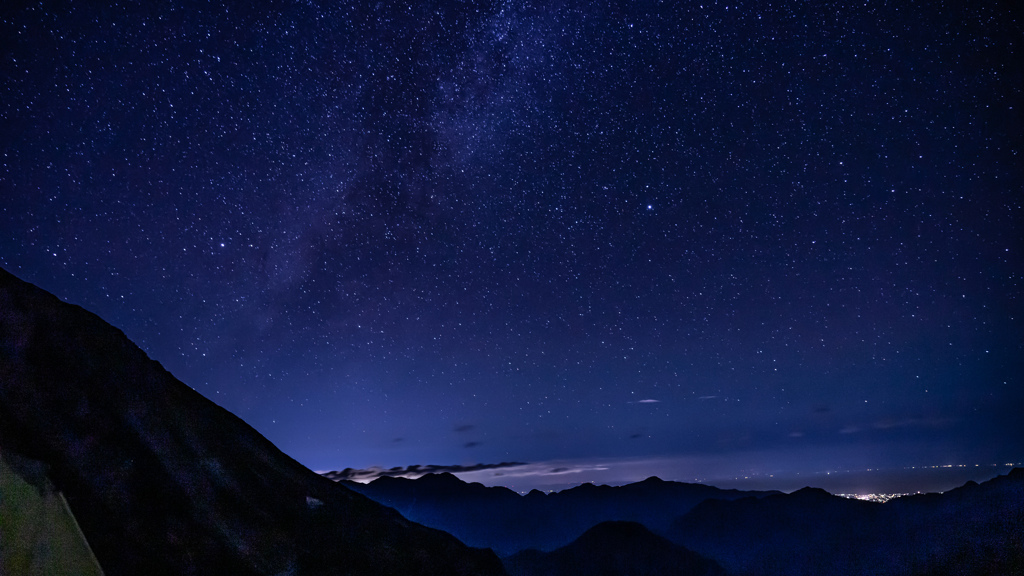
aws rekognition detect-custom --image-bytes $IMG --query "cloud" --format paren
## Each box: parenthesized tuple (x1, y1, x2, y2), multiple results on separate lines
(837, 417, 956, 436)
(474, 462, 610, 479)
(631, 399, 660, 404)
(871, 416, 956, 430)
(699, 395, 718, 400)
(320, 462, 527, 482)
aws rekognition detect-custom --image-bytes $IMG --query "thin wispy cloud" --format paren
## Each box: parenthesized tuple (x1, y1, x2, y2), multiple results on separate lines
(320, 462, 526, 482)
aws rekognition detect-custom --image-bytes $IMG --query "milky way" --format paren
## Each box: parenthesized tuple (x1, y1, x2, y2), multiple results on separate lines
(2, 0, 1021, 491)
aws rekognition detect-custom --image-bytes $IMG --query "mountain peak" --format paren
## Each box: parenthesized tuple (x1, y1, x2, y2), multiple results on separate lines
(420, 471, 464, 483)
(505, 520, 725, 576)
(577, 520, 659, 542)
(791, 486, 833, 498)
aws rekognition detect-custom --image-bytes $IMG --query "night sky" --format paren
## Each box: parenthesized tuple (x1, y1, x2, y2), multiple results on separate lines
(2, 0, 1021, 493)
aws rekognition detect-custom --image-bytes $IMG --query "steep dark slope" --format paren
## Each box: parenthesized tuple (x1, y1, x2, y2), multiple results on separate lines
(338, 472, 778, 555)
(668, 470, 1024, 576)
(669, 488, 883, 575)
(503, 521, 725, 576)
(882, 469, 1024, 575)
(0, 267, 506, 576)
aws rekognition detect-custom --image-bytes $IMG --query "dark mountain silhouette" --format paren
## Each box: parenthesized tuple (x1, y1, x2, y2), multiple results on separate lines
(0, 267, 506, 576)
(333, 463, 1023, 575)
(669, 469, 1024, 576)
(337, 472, 779, 556)
(503, 521, 725, 576)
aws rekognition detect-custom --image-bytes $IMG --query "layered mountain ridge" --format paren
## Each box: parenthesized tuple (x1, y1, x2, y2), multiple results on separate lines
(331, 465, 1024, 576)
(670, 468, 1024, 576)
(336, 471, 778, 556)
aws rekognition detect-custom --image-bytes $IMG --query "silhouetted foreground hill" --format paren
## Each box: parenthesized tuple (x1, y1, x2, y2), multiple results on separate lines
(333, 471, 778, 556)
(0, 268, 506, 576)
(504, 521, 725, 576)
(669, 470, 1024, 576)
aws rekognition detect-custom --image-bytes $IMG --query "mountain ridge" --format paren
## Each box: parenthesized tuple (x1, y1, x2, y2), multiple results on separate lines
(0, 267, 506, 576)
(335, 470, 780, 556)
(504, 521, 725, 576)
(330, 466, 1024, 575)
(669, 467, 1024, 576)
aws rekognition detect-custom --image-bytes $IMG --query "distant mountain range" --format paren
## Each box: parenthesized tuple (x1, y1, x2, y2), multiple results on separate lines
(0, 267, 504, 576)
(331, 467, 1024, 576)
(334, 471, 778, 556)
(669, 471, 1024, 576)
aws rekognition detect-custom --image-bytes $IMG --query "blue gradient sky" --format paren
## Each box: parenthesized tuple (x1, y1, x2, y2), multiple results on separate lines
(2, 0, 1021, 493)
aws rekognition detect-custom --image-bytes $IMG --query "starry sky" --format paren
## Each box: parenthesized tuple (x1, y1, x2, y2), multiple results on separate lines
(2, 0, 1022, 493)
